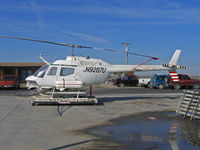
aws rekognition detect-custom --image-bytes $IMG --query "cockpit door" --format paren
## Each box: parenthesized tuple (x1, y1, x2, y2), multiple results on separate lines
(41, 66, 59, 87)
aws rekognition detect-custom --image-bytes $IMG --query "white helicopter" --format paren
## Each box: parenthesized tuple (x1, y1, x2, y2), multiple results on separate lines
(0, 36, 186, 96)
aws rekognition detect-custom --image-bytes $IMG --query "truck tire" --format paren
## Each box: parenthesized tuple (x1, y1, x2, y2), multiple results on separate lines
(145, 82, 150, 88)
(120, 83, 124, 87)
(158, 84, 164, 89)
(193, 83, 199, 89)
(148, 83, 153, 88)
(174, 84, 181, 90)
(15, 84, 20, 90)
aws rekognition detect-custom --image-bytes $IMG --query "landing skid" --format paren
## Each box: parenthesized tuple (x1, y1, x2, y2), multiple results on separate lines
(30, 87, 98, 105)
(30, 97, 98, 106)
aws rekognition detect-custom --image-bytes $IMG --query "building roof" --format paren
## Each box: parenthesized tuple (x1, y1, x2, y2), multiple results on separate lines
(0, 62, 45, 67)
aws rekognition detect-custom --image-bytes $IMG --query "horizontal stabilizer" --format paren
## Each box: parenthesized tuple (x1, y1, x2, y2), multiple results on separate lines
(161, 63, 187, 70)
(176, 65, 187, 70)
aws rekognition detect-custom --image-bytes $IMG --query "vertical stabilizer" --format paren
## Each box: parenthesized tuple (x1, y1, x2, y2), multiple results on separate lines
(169, 50, 181, 66)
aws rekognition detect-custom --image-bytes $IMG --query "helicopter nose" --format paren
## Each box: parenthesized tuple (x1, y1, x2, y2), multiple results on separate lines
(25, 75, 35, 81)
(25, 75, 38, 89)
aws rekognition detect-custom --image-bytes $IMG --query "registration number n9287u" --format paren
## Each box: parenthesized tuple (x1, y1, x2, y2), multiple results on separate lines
(83, 67, 106, 73)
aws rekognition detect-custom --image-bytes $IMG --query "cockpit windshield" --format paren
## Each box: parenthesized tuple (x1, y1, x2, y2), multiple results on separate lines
(33, 65, 49, 78)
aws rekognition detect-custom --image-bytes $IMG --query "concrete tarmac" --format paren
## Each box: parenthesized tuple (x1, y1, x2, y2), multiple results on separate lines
(0, 86, 182, 150)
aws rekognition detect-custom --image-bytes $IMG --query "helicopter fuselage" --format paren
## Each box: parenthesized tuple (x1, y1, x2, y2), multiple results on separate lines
(26, 56, 112, 90)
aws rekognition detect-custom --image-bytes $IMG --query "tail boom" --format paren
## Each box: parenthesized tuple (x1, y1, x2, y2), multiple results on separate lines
(107, 49, 186, 73)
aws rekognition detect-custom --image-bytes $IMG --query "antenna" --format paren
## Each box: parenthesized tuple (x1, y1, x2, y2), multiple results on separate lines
(39, 54, 50, 65)
(122, 42, 131, 64)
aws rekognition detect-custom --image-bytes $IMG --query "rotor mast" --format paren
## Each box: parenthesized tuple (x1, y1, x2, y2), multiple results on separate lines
(72, 47, 74, 56)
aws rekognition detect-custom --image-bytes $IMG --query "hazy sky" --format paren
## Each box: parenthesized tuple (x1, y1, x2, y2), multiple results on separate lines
(0, 0, 199, 75)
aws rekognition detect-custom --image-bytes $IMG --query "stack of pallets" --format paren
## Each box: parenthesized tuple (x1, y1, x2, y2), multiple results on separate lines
(176, 90, 200, 120)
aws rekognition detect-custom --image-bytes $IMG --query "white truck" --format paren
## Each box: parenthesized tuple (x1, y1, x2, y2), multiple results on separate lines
(138, 78, 151, 88)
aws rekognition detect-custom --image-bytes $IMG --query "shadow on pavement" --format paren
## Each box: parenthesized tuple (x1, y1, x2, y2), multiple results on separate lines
(48, 139, 97, 150)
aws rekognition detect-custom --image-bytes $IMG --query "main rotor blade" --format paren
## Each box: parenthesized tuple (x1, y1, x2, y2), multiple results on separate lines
(0, 36, 158, 59)
(91, 47, 159, 60)
(0, 36, 80, 47)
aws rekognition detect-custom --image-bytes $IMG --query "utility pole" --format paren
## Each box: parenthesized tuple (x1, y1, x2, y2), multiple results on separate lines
(122, 42, 131, 64)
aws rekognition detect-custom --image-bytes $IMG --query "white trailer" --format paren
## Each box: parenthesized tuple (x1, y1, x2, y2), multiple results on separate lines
(138, 78, 151, 87)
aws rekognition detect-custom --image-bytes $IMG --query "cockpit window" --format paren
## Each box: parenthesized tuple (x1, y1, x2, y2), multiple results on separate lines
(33, 65, 49, 78)
(60, 67, 74, 76)
(47, 67, 57, 76)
